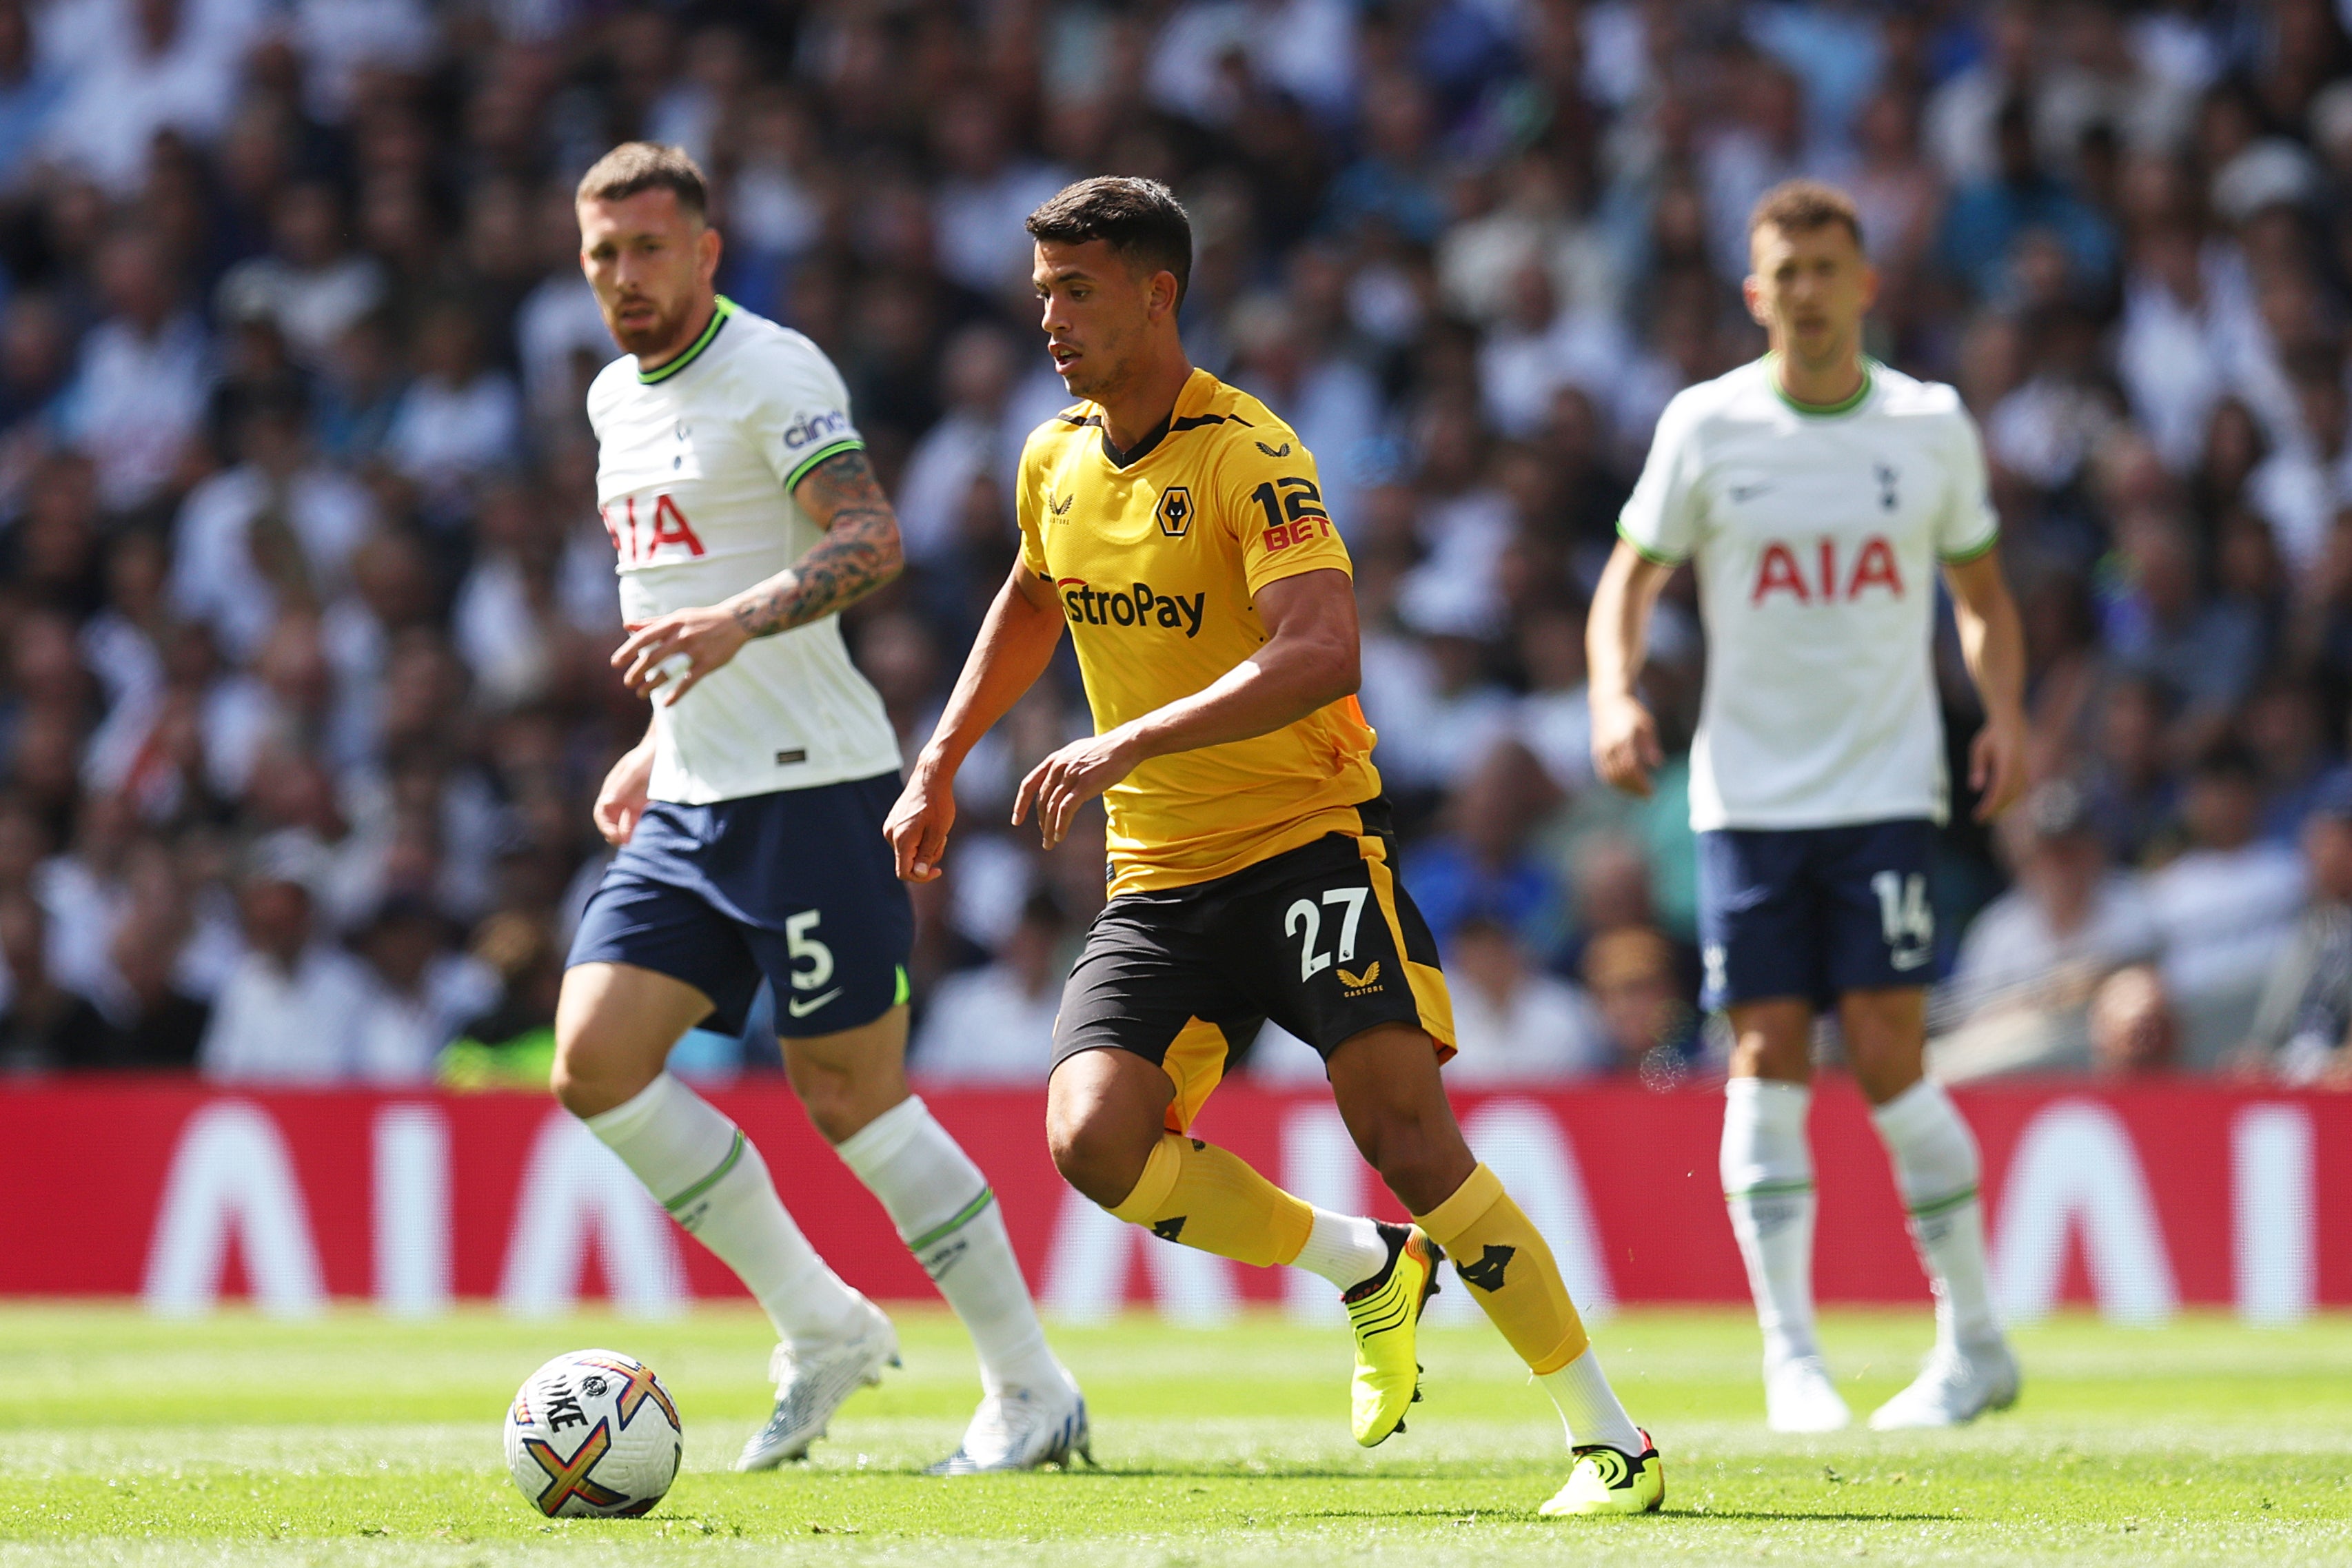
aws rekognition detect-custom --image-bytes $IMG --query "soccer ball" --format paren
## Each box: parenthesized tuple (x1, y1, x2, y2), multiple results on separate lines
(505, 1349, 682, 1518)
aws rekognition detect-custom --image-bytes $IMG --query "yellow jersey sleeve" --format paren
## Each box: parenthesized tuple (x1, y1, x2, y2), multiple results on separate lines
(1015, 427, 1053, 580)
(1218, 431, 1352, 598)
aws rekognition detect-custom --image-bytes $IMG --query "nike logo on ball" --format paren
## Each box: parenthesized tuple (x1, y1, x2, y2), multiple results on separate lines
(787, 988, 844, 1017)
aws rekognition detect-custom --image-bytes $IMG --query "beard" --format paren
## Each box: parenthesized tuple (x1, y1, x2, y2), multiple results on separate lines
(605, 292, 697, 358)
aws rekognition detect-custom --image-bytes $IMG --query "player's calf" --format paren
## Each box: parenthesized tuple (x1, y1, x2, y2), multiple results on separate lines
(1326, 1025, 1479, 1214)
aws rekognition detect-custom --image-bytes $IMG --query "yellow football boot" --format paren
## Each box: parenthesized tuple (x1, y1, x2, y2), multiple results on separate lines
(1539, 1429, 1665, 1516)
(1344, 1223, 1442, 1446)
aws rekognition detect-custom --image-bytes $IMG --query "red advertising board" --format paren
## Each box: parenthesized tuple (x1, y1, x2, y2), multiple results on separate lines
(0, 1078, 2341, 1323)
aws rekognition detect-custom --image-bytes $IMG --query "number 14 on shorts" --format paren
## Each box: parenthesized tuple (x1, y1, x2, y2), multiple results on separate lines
(1870, 871, 1934, 972)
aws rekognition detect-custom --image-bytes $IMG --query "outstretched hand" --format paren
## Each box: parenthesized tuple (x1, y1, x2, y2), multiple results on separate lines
(1969, 713, 2028, 822)
(1013, 731, 1139, 851)
(1590, 692, 1665, 800)
(611, 605, 751, 704)
(886, 764, 957, 882)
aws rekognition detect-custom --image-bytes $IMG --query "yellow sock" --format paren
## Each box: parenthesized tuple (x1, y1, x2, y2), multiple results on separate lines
(1414, 1163, 1590, 1374)
(1107, 1133, 1314, 1268)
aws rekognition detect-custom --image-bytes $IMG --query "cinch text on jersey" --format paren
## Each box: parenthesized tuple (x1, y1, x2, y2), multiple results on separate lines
(1752, 534, 1905, 605)
(1055, 578, 1206, 637)
(601, 492, 707, 564)
(782, 407, 851, 451)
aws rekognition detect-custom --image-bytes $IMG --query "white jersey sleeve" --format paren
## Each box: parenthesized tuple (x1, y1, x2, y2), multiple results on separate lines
(733, 329, 866, 495)
(1932, 398, 2000, 562)
(1615, 387, 1709, 564)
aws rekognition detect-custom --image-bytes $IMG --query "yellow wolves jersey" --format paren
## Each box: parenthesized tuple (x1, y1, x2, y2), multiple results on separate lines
(1017, 367, 1381, 896)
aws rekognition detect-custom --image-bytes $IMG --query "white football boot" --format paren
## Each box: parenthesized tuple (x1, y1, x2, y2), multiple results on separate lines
(926, 1374, 1092, 1475)
(734, 1294, 901, 1470)
(1764, 1353, 1852, 1433)
(1867, 1337, 2020, 1430)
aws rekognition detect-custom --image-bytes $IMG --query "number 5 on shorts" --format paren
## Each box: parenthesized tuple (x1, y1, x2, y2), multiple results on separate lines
(784, 909, 835, 990)
(1284, 886, 1370, 982)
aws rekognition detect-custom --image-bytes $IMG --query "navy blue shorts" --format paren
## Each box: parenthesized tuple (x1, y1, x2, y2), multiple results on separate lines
(567, 773, 912, 1039)
(1694, 817, 1937, 1012)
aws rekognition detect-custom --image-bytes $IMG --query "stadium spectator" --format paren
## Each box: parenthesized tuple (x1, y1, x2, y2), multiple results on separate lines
(385, 302, 520, 516)
(216, 182, 389, 371)
(169, 394, 372, 666)
(1936, 96, 2117, 303)
(0, 885, 113, 1070)
(2146, 746, 2310, 1060)
(54, 228, 210, 513)
(1949, 781, 2161, 1015)
(1439, 914, 1609, 1083)
(2233, 770, 2352, 1085)
(351, 895, 496, 1083)
(105, 899, 210, 1068)
(1581, 924, 1701, 1084)
(436, 910, 563, 1090)
(894, 325, 1029, 571)
(39, 0, 250, 195)
(197, 835, 374, 1082)
(1514, 602, 1594, 795)
(1934, 781, 2160, 1081)
(911, 892, 1066, 1083)
(1402, 738, 1568, 962)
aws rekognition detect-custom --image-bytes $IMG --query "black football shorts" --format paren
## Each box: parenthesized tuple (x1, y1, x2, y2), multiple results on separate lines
(1051, 800, 1456, 1131)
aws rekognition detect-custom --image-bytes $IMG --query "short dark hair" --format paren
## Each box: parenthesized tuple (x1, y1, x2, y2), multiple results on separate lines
(1025, 176, 1193, 307)
(1748, 179, 1864, 250)
(576, 142, 709, 222)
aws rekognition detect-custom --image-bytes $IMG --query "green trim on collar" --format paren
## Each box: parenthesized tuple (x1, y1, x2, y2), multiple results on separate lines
(1766, 353, 1874, 418)
(637, 295, 736, 385)
(1615, 518, 1686, 568)
(782, 436, 865, 494)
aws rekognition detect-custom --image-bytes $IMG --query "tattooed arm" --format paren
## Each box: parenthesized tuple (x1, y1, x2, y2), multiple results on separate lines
(732, 447, 904, 636)
(611, 447, 905, 702)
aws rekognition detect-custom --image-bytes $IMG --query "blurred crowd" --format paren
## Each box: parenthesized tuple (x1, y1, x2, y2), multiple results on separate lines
(1, 0, 2351, 1089)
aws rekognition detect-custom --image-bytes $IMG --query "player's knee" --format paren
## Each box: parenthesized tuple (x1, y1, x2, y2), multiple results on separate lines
(1047, 1110, 1151, 1210)
(549, 1054, 601, 1118)
(549, 1035, 642, 1120)
(1727, 1033, 1809, 1081)
(795, 1077, 875, 1145)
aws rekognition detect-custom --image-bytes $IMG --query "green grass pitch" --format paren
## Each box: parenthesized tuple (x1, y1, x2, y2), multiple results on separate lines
(5, 1303, 2349, 1567)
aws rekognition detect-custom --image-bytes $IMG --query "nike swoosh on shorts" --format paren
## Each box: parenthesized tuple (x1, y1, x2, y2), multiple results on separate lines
(787, 988, 844, 1017)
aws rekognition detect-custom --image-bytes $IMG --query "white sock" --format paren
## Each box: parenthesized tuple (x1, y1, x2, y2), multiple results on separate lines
(583, 1072, 865, 1351)
(832, 1094, 1063, 1398)
(1539, 1348, 1644, 1454)
(1292, 1209, 1392, 1291)
(1721, 1076, 1821, 1366)
(1872, 1077, 2000, 1350)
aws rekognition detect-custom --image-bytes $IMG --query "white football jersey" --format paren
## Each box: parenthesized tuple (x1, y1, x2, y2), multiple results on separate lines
(586, 298, 901, 804)
(1617, 356, 1998, 832)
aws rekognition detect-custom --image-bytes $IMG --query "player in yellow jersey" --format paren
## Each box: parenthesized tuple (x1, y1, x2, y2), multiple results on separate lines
(885, 176, 1662, 1517)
